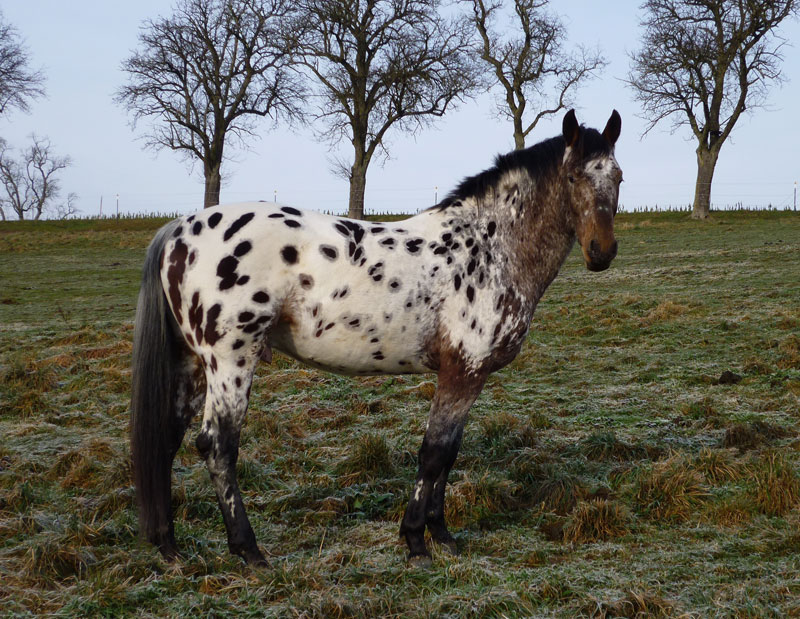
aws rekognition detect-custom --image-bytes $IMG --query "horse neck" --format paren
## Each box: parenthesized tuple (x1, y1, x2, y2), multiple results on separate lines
(498, 170, 575, 306)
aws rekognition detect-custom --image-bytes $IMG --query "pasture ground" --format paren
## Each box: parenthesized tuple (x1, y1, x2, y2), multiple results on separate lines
(0, 211, 799, 617)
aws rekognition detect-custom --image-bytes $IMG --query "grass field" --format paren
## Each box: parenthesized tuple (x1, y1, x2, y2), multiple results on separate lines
(1, 211, 799, 617)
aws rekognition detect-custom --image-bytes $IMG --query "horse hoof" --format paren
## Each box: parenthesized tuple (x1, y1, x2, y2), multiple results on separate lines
(438, 540, 459, 556)
(407, 554, 433, 569)
(240, 547, 269, 568)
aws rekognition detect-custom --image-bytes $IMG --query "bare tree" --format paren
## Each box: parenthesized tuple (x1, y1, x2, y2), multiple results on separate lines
(289, 0, 479, 220)
(467, 0, 606, 150)
(0, 136, 72, 220)
(115, 0, 301, 208)
(0, 10, 45, 116)
(627, 0, 798, 219)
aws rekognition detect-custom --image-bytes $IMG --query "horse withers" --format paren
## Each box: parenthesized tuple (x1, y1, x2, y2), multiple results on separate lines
(130, 109, 623, 566)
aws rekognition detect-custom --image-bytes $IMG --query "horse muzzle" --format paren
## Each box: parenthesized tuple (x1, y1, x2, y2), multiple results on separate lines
(584, 238, 618, 272)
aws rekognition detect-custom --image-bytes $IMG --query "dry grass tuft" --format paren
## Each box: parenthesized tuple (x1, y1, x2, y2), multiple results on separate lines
(415, 381, 436, 400)
(705, 492, 754, 527)
(563, 498, 631, 543)
(722, 420, 792, 452)
(633, 454, 709, 522)
(750, 450, 800, 516)
(445, 471, 519, 528)
(640, 300, 690, 326)
(579, 431, 650, 462)
(777, 334, 800, 369)
(586, 590, 675, 618)
(694, 447, 744, 484)
(336, 433, 395, 486)
(511, 457, 587, 515)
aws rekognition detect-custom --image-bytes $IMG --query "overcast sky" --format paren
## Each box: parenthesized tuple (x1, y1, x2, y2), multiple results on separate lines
(2, 1, 799, 217)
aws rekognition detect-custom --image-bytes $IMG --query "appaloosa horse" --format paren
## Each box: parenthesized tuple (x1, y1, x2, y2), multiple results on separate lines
(131, 109, 622, 566)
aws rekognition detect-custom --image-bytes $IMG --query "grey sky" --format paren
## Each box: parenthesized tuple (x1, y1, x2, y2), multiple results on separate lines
(1, 0, 798, 217)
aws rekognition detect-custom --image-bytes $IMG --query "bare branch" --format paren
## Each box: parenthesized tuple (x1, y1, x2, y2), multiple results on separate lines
(466, 0, 607, 149)
(0, 10, 45, 116)
(115, 0, 303, 207)
(287, 0, 481, 218)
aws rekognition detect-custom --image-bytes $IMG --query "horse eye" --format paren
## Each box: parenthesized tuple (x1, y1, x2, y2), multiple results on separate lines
(568, 175, 575, 183)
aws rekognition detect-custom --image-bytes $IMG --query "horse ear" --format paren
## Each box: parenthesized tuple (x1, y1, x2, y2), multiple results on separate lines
(602, 110, 621, 146)
(562, 109, 580, 148)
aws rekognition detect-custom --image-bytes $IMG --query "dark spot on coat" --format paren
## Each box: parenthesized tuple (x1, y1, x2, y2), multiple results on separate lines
(253, 291, 269, 304)
(269, 212, 284, 219)
(433, 246, 448, 255)
(216, 255, 239, 290)
(208, 212, 222, 228)
(167, 239, 189, 324)
(239, 312, 255, 323)
(192, 221, 203, 235)
(370, 226, 385, 234)
(284, 219, 301, 228)
(320, 245, 338, 261)
(405, 238, 423, 254)
(236, 275, 250, 286)
(281, 206, 302, 216)
(466, 286, 475, 303)
(299, 274, 314, 289)
(173, 226, 183, 238)
(281, 245, 298, 265)
(234, 241, 252, 257)
(224, 212, 255, 242)
(487, 221, 497, 237)
(454, 274, 461, 291)
(379, 237, 396, 249)
(232, 339, 245, 350)
(204, 304, 223, 345)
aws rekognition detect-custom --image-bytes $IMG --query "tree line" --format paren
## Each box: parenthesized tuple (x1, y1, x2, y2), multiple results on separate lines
(1, 1, 797, 221)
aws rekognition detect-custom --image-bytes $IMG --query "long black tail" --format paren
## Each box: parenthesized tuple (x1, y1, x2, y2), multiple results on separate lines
(130, 220, 182, 557)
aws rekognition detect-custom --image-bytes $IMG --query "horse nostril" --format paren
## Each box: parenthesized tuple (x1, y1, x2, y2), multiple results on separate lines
(589, 239, 599, 254)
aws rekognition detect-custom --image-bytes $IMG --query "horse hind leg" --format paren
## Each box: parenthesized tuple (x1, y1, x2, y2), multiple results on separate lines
(195, 352, 266, 566)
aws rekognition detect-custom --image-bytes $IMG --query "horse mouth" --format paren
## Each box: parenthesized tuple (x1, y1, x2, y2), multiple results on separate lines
(586, 260, 611, 272)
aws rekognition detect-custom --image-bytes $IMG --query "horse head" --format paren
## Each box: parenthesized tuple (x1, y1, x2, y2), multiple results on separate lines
(562, 109, 622, 272)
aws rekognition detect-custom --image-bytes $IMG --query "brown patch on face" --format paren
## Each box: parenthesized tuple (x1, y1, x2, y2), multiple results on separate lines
(166, 239, 188, 325)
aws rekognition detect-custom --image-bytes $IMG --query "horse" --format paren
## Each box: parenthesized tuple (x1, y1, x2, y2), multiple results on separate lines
(130, 109, 622, 567)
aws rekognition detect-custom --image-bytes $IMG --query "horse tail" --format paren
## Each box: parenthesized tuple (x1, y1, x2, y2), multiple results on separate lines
(130, 219, 182, 555)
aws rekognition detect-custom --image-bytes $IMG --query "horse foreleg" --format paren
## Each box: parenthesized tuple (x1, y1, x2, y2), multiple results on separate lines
(195, 365, 266, 566)
(400, 367, 486, 564)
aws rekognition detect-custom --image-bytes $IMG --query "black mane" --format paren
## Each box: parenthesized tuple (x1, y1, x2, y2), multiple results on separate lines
(431, 127, 611, 211)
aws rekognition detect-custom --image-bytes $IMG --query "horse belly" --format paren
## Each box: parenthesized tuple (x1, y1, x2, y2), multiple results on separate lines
(270, 309, 433, 376)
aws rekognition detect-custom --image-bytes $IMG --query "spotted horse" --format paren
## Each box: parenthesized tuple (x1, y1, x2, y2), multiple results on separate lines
(130, 109, 623, 567)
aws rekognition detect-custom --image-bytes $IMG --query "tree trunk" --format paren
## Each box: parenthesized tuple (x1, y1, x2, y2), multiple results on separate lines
(692, 145, 719, 219)
(513, 110, 525, 150)
(204, 162, 222, 208)
(348, 160, 367, 220)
